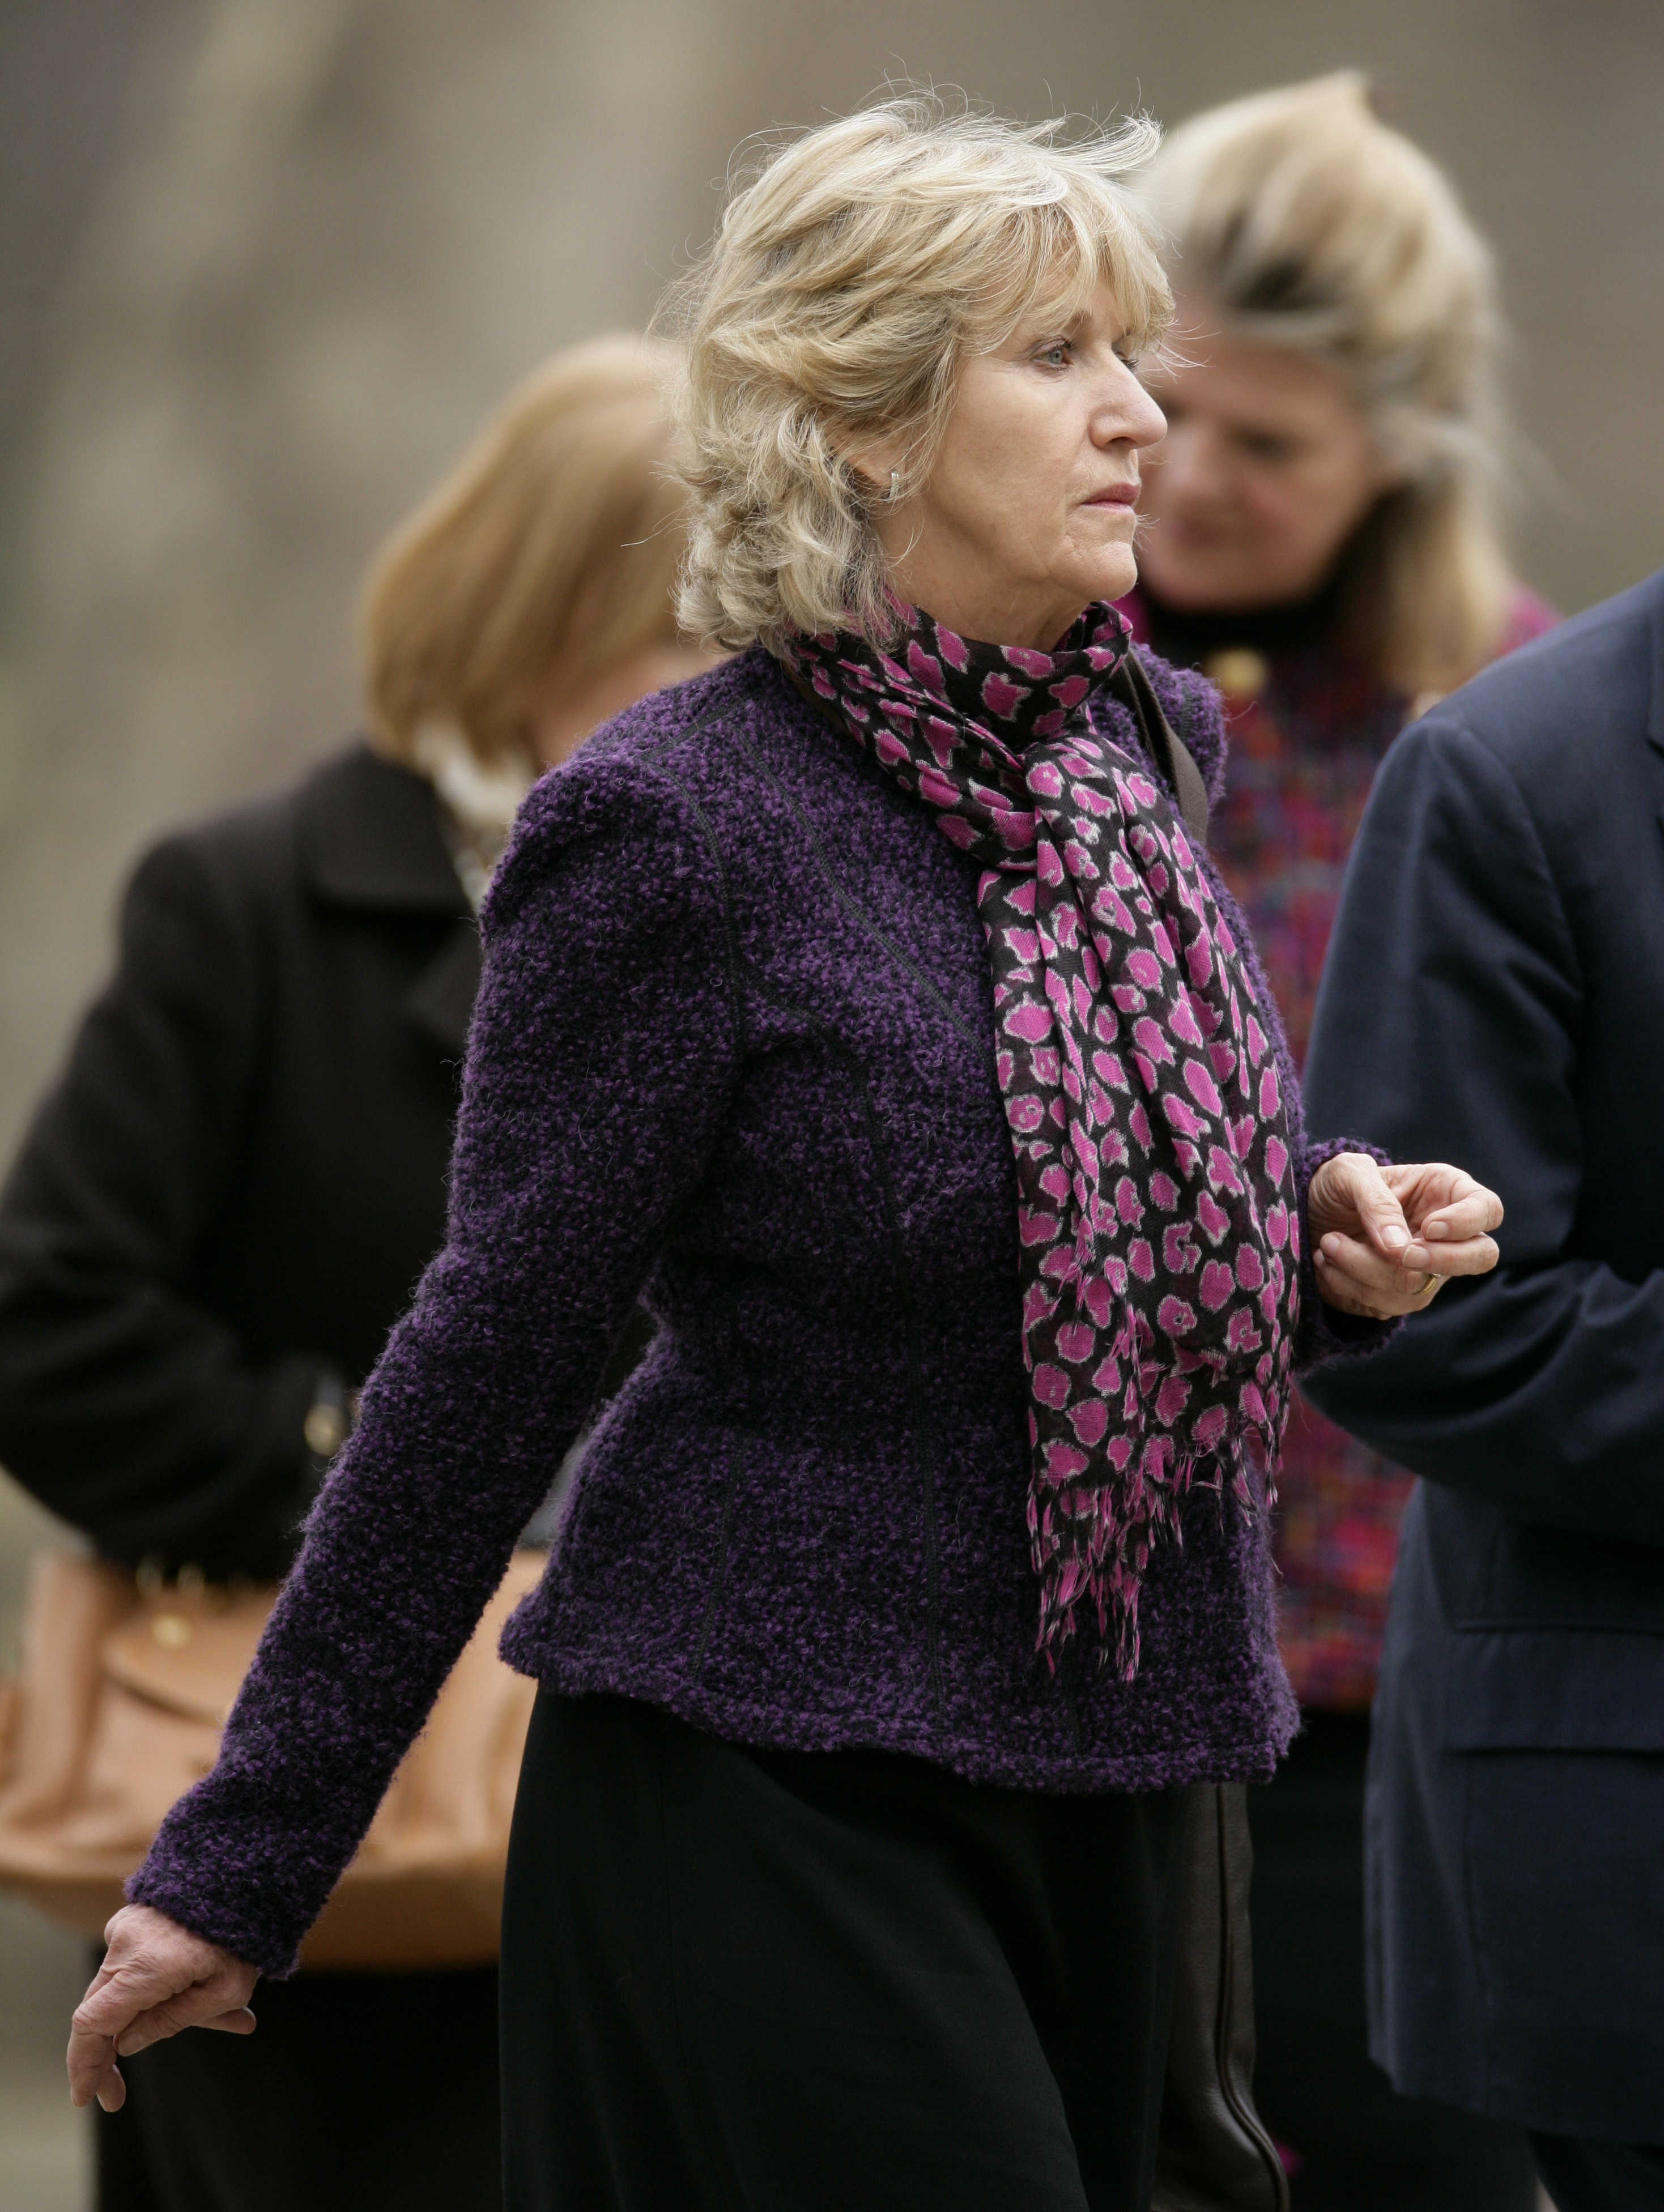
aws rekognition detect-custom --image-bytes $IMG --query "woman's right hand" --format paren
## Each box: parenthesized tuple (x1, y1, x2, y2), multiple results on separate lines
(1308, 1152, 1503, 1319)
(68, 1903, 259, 2112)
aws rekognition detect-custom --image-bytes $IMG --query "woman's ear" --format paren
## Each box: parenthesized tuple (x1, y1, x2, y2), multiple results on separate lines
(844, 433, 907, 499)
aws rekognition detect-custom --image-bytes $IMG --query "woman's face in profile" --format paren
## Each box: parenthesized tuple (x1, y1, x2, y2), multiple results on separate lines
(1134, 301, 1397, 616)
(863, 276, 1167, 651)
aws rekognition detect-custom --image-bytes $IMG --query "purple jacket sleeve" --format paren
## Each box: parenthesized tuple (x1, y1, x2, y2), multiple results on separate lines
(126, 752, 739, 1975)
(1295, 1135, 1403, 1368)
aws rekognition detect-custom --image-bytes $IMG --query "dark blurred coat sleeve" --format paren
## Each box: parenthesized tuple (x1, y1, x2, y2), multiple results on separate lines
(0, 835, 328, 1575)
(1299, 706, 1664, 1548)
(1297, 576, 1664, 2138)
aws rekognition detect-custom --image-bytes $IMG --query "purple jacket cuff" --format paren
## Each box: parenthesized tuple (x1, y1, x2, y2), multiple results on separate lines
(1293, 1136, 1403, 1370)
(126, 1857, 295, 1980)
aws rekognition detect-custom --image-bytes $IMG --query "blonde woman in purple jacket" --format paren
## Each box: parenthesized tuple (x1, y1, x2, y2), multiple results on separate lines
(67, 98, 1501, 2212)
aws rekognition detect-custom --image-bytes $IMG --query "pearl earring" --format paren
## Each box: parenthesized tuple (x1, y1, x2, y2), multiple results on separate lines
(884, 468, 901, 503)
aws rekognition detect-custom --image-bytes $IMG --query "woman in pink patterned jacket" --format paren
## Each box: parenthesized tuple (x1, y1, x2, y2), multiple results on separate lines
(1118, 73, 1556, 2212)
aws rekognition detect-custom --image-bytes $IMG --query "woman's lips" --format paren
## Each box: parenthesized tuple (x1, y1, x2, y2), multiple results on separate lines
(1085, 482, 1139, 506)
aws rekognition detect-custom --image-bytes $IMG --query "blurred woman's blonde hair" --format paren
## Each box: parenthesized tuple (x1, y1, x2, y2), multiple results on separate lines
(360, 335, 686, 765)
(1146, 72, 1515, 693)
(661, 93, 1173, 654)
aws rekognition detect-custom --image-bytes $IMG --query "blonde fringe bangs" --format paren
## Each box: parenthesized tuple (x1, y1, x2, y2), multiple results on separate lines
(658, 95, 1173, 655)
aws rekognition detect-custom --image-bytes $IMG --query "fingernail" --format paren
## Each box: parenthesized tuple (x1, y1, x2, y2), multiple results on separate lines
(1403, 1245, 1428, 1269)
(1382, 1226, 1408, 1250)
(1423, 1219, 1449, 1239)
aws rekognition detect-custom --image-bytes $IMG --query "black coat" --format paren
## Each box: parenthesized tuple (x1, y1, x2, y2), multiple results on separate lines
(0, 744, 510, 2212)
(0, 743, 480, 1577)
(1301, 569, 1664, 2141)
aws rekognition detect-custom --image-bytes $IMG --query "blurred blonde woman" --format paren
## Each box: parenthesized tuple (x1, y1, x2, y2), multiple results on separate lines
(0, 334, 704, 2212)
(369, 334, 709, 892)
(1119, 74, 1551, 2212)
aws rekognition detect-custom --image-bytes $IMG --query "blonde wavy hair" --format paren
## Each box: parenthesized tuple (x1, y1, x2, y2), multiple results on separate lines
(1145, 73, 1517, 692)
(360, 335, 686, 766)
(660, 95, 1173, 655)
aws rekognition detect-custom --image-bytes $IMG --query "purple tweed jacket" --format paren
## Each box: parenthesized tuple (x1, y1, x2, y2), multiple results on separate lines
(131, 645, 1382, 1976)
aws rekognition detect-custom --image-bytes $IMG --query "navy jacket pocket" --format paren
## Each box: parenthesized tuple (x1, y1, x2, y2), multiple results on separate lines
(1442, 1626, 1664, 1750)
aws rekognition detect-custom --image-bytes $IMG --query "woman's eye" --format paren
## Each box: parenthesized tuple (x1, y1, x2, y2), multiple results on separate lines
(1237, 431, 1301, 464)
(1036, 343, 1071, 368)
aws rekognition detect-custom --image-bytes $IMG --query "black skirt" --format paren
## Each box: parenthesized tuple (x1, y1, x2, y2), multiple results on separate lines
(500, 1693, 1181, 2212)
(95, 1962, 501, 2211)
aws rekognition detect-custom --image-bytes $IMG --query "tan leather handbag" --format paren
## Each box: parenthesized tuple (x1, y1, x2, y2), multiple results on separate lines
(0, 1547, 543, 1968)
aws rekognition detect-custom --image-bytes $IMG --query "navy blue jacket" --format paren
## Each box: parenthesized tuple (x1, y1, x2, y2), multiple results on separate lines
(1301, 568, 1664, 2139)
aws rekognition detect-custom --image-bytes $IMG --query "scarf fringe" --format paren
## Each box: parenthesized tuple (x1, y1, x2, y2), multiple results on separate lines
(1028, 1305, 1283, 1682)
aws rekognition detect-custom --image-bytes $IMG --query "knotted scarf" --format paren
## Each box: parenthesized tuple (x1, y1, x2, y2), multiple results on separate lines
(781, 603, 1301, 1673)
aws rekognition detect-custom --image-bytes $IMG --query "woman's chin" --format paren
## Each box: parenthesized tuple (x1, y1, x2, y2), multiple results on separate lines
(1092, 547, 1141, 607)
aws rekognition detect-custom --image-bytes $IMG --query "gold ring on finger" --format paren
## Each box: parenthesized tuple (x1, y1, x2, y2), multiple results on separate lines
(1415, 1271, 1439, 1297)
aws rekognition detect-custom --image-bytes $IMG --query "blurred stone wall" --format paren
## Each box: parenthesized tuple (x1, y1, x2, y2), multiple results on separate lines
(0, 2, 1659, 2199)
(3, 0, 1661, 1173)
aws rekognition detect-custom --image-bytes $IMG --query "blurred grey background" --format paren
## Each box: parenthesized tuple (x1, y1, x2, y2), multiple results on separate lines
(1, 1, 1659, 2202)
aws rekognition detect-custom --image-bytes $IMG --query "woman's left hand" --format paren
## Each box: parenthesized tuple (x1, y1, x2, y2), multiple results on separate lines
(1306, 1152, 1503, 1321)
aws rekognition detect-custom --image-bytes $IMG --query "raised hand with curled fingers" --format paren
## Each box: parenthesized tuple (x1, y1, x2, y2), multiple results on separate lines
(68, 1903, 259, 2115)
(1307, 1151, 1504, 1321)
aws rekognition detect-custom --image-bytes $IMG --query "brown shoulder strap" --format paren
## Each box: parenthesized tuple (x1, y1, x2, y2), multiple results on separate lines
(1107, 651, 1211, 846)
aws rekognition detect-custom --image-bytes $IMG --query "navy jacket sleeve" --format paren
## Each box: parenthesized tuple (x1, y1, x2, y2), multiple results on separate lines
(0, 840, 328, 1574)
(1300, 710, 1664, 1548)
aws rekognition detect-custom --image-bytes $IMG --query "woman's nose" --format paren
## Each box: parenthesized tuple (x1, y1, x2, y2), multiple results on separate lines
(1090, 359, 1167, 455)
(1093, 378, 1168, 455)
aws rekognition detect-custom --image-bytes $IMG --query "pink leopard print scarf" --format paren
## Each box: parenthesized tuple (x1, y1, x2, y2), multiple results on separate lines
(782, 602, 1301, 1673)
